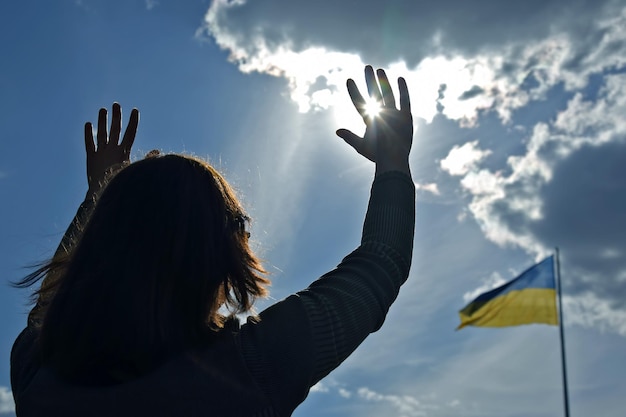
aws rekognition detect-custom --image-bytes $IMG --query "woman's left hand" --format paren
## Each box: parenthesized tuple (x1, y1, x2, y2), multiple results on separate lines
(336, 66, 413, 176)
(84, 102, 139, 197)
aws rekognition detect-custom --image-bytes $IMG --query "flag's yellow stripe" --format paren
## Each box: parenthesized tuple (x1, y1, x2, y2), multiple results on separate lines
(457, 288, 557, 329)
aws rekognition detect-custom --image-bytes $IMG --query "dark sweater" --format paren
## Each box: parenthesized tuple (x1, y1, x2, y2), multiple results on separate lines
(11, 171, 415, 417)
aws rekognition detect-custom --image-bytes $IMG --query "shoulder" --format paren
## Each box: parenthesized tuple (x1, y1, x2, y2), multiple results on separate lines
(11, 326, 41, 400)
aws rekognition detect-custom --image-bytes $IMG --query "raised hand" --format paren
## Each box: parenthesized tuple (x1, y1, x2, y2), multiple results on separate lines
(336, 66, 413, 176)
(84, 103, 139, 196)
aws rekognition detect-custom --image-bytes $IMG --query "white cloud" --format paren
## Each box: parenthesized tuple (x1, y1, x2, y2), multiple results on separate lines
(145, 0, 158, 10)
(200, 0, 626, 126)
(310, 381, 329, 393)
(338, 388, 351, 399)
(415, 182, 440, 195)
(456, 72, 626, 248)
(564, 293, 626, 336)
(462, 272, 506, 303)
(440, 140, 491, 176)
(356, 387, 428, 417)
(450, 72, 626, 334)
(0, 387, 14, 414)
(307, 379, 458, 415)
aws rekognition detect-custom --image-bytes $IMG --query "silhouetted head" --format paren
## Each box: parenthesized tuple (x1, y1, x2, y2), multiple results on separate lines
(33, 154, 269, 383)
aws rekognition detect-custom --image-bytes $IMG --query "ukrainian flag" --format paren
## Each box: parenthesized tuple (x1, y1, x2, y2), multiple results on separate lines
(458, 256, 558, 329)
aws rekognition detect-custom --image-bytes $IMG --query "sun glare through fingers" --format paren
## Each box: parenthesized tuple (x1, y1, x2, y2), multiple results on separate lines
(364, 99, 382, 118)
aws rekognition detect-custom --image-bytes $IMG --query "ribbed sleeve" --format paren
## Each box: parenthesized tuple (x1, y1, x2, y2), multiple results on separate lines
(238, 171, 415, 414)
(362, 171, 415, 276)
(299, 171, 415, 383)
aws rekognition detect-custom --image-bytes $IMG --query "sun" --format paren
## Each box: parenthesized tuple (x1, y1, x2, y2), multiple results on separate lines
(332, 94, 382, 133)
(364, 99, 382, 118)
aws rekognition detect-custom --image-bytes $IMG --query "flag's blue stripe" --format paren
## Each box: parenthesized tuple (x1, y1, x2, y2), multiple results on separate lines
(470, 256, 555, 306)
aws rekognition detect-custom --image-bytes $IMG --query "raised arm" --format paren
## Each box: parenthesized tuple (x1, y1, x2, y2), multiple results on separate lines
(54, 103, 139, 258)
(27, 104, 139, 325)
(303, 65, 414, 377)
(237, 66, 415, 415)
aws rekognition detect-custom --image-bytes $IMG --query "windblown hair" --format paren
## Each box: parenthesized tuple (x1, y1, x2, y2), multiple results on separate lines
(17, 154, 269, 384)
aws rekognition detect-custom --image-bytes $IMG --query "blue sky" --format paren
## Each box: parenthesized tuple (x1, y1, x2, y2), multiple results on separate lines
(2, 0, 626, 415)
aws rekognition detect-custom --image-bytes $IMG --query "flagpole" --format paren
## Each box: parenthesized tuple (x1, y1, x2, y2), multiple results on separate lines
(555, 248, 570, 417)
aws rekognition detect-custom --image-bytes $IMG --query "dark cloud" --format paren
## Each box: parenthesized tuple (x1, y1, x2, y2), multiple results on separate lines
(458, 85, 484, 101)
(531, 141, 626, 307)
(205, 0, 618, 67)
(436, 83, 446, 113)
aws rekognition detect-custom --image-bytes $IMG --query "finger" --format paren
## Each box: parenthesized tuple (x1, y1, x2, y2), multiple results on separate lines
(109, 102, 122, 146)
(97, 108, 108, 149)
(84, 122, 95, 155)
(347, 79, 367, 118)
(121, 108, 139, 153)
(336, 128, 362, 149)
(377, 69, 396, 108)
(336, 128, 373, 161)
(398, 77, 411, 113)
(365, 65, 382, 103)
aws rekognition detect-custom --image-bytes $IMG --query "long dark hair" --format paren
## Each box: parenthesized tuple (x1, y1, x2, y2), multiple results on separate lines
(17, 154, 269, 383)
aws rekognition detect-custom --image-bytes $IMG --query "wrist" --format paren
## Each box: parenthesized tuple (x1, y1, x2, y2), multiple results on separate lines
(375, 157, 411, 177)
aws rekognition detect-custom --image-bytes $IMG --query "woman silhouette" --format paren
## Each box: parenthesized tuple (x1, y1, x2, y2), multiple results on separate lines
(11, 66, 415, 417)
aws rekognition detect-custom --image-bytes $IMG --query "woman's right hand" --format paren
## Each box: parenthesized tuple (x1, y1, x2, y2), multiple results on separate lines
(336, 65, 413, 176)
(84, 103, 139, 198)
